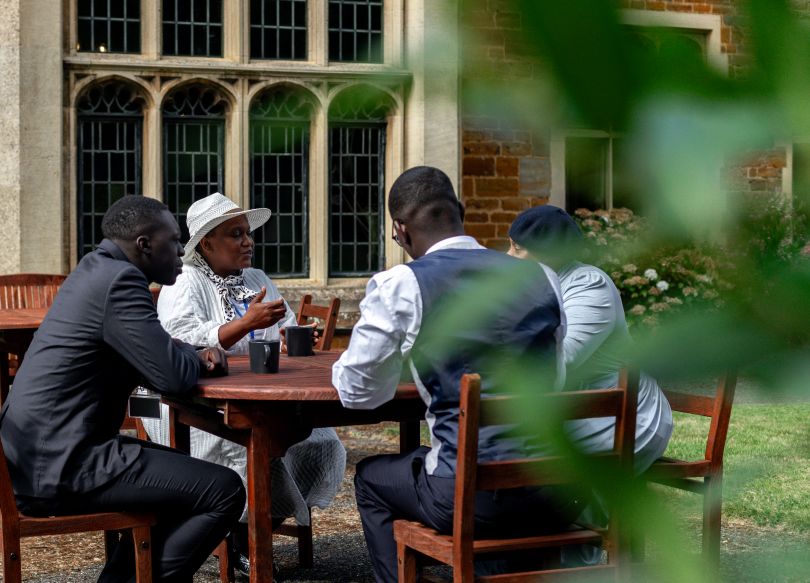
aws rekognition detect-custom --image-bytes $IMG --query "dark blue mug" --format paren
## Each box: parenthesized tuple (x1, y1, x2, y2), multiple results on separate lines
(285, 326, 314, 357)
(249, 339, 280, 373)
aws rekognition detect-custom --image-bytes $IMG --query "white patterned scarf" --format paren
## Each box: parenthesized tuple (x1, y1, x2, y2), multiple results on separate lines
(192, 254, 259, 322)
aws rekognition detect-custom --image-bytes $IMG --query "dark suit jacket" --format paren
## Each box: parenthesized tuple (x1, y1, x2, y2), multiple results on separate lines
(0, 239, 202, 499)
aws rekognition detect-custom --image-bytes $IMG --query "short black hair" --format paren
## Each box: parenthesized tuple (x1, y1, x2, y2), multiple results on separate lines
(101, 195, 170, 242)
(388, 166, 462, 225)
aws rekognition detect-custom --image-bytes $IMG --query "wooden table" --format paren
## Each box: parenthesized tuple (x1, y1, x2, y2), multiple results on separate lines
(0, 308, 48, 404)
(163, 351, 425, 583)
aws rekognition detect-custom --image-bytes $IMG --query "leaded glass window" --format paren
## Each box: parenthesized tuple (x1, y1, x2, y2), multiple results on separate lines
(328, 0, 383, 63)
(328, 90, 390, 276)
(77, 0, 141, 53)
(163, 0, 223, 57)
(77, 83, 143, 257)
(251, 0, 308, 60)
(163, 86, 226, 239)
(251, 90, 312, 277)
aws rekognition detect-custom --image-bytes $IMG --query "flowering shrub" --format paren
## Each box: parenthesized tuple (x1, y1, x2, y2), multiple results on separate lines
(573, 208, 727, 328)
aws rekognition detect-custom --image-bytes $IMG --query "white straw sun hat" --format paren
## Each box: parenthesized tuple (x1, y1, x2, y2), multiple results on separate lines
(183, 192, 271, 261)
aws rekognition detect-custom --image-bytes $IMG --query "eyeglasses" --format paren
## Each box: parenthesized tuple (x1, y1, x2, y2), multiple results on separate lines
(391, 220, 403, 246)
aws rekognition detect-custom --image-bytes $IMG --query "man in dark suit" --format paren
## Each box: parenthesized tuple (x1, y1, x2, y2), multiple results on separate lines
(0, 196, 246, 582)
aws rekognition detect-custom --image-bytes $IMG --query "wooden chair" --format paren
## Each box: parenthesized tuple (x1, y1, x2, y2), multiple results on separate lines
(0, 436, 155, 583)
(0, 274, 66, 310)
(296, 294, 341, 351)
(0, 274, 67, 404)
(641, 372, 737, 567)
(393, 372, 639, 582)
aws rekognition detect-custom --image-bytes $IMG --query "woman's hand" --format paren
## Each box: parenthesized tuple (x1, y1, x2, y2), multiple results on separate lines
(244, 287, 287, 329)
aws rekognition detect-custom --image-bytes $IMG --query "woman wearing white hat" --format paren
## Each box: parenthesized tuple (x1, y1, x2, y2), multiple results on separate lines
(142, 192, 347, 576)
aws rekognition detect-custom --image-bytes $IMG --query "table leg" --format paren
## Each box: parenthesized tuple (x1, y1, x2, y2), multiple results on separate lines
(168, 407, 191, 454)
(247, 425, 273, 583)
(399, 420, 420, 453)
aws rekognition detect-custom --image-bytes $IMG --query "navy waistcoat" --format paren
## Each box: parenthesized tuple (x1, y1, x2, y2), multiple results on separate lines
(406, 247, 560, 478)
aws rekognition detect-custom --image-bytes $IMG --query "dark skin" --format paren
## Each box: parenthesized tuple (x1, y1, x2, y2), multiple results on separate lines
(391, 202, 467, 260)
(197, 214, 290, 350)
(113, 209, 227, 376)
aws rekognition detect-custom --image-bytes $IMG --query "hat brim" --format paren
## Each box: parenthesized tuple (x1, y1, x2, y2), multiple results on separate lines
(183, 208, 272, 262)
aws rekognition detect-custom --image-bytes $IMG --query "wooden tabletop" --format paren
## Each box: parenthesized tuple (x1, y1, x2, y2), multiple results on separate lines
(196, 351, 419, 401)
(0, 308, 48, 330)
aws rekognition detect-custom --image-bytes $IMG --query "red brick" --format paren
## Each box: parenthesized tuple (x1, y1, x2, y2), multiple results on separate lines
(501, 198, 530, 211)
(463, 142, 500, 156)
(461, 177, 475, 198)
(475, 177, 520, 197)
(486, 238, 510, 251)
(465, 198, 501, 210)
(496, 223, 512, 237)
(464, 212, 490, 223)
(646, 1, 666, 10)
(491, 211, 519, 223)
(496, 157, 519, 177)
(463, 130, 491, 142)
(671, 4, 694, 12)
(466, 224, 497, 239)
(463, 156, 496, 176)
(502, 142, 532, 156)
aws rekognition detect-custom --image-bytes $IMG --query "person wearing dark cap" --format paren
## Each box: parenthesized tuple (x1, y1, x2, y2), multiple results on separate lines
(508, 205, 673, 564)
(333, 167, 583, 583)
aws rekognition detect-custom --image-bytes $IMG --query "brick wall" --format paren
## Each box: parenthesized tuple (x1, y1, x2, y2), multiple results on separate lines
(460, 0, 793, 250)
(460, 1, 549, 250)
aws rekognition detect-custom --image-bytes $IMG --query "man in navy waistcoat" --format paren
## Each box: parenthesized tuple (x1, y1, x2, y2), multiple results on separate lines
(332, 166, 581, 582)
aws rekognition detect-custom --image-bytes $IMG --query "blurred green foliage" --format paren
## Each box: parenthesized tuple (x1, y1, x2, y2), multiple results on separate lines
(431, 0, 810, 580)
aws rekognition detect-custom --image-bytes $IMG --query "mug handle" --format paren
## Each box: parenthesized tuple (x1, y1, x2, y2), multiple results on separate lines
(264, 343, 273, 365)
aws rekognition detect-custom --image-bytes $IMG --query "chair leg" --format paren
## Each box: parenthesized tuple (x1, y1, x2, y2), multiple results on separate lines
(214, 539, 234, 583)
(397, 542, 418, 583)
(703, 473, 723, 568)
(132, 526, 153, 583)
(297, 522, 314, 568)
(104, 530, 120, 560)
(1, 529, 22, 583)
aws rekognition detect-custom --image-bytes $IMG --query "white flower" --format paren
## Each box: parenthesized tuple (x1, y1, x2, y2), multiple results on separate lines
(656, 280, 669, 291)
(644, 268, 658, 280)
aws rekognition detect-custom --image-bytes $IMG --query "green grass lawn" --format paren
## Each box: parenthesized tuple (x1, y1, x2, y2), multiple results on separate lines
(653, 385, 810, 581)
(665, 403, 810, 532)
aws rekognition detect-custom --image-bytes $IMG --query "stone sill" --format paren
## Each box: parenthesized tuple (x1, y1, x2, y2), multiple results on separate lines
(63, 55, 412, 81)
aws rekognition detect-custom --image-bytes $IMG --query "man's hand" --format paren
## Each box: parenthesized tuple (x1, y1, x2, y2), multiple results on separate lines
(198, 347, 228, 377)
(245, 287, 287, 330)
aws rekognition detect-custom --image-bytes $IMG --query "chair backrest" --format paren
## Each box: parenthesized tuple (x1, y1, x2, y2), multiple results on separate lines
(661, 371, 737, 469)
(0, 274, 67, 310)
(453, 372, 639, 573)
(296, 294, 341, 351)
(0, 436, 21, 532)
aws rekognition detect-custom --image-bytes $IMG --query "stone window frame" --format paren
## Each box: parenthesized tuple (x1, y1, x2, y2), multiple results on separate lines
(64, 2, 460, 289)
(549, 10, 728, 211)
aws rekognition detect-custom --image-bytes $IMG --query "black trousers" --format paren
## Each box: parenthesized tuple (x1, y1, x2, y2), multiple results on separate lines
(18, 442, 245, 583)
(354, 446, 585, 583)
